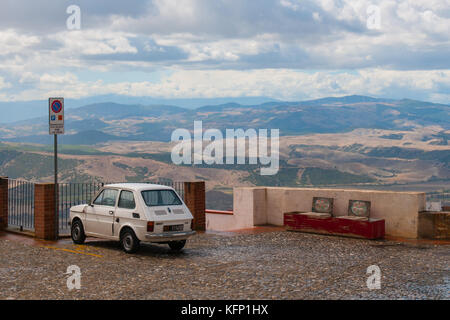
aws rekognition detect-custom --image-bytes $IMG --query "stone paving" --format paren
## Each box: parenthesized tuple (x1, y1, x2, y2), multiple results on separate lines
(0, 230, 448, 299)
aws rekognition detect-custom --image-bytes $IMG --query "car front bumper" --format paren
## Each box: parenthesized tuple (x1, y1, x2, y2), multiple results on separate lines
(144, 230, 196, 242)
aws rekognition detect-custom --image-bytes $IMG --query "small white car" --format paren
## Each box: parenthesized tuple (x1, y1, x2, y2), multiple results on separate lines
(69, 183, 195, 253)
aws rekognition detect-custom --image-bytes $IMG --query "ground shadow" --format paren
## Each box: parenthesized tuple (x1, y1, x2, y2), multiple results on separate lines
(83, 239, 192, 258)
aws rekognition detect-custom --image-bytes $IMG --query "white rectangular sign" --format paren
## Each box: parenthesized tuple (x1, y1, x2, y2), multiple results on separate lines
(49, 97, 64, 135)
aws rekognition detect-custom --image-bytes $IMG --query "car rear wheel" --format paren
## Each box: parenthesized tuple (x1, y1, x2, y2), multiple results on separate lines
(121, 229, 140, 254)
(168, 240, 186, 251)
(71, 220, 86, 244)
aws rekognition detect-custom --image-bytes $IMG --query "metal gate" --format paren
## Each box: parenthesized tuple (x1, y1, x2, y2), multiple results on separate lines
(58, 182, 104, 234)
(8, 179, 35, 231)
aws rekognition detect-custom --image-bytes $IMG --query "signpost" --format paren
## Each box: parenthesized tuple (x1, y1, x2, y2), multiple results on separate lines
(49, 98, 64, 239)
(49, 98, 64, 134)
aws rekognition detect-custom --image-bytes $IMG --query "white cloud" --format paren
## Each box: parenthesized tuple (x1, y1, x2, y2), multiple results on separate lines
(52, 30, 138, 55)
(0, 0, 448, 103)
(4, 69, 450, 104)
(279, 0, 301, 11)
(39, 73, 79, 86)
(153, 33, 279, 62)
(0, 29, 40, 55)
(0, 76, 11, 89)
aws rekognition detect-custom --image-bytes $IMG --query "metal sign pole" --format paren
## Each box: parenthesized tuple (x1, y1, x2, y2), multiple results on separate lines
(49, 97, 64, 240)
(54, 133, 58, 239)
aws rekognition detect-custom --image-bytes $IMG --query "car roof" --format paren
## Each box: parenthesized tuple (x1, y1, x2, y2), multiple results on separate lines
(104, 183, 174, 192)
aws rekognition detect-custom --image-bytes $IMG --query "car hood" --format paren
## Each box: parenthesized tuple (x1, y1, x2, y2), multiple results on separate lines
(70, 204, 88, 213)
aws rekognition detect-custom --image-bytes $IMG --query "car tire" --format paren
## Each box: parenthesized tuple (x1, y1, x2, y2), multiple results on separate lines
(168, 240, 186, 251)
(71, 220, 86, 244)
(120, 229, 140, 254)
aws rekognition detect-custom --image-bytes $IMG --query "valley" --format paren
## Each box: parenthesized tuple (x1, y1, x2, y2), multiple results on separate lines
(0, 96, 448, 210)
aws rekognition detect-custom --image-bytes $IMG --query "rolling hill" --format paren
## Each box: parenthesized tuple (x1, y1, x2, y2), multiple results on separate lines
(0, 96, 449, 144)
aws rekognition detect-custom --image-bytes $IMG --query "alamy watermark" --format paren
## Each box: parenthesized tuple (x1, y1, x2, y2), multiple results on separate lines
(66, 265, 81, 290)
(366, 265, 381, 290)
(367, 5, 381, 30)
(65, 4, 380, 31)
(171, 121, 279, 175)
(66, 5, 81, 30)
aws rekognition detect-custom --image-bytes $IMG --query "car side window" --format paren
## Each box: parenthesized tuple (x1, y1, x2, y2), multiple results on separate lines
(118, 191, 136, 209)
(101, 189, 118, 207)
(93, 190, 105, 205)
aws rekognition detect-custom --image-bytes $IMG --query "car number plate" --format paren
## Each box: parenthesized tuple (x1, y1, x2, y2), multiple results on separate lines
(164, 224, 183, 232)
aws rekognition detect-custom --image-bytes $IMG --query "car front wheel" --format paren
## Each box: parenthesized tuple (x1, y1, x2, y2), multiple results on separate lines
(168, 240, 186, 251)
(121, 229, 140, 253)
(71, 220, 86, 244)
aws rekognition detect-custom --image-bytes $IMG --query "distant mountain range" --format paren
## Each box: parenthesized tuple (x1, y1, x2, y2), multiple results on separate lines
(0, 95, 448, 144)
(0, 95, 278, 123)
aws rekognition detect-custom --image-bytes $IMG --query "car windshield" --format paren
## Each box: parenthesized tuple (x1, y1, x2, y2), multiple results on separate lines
(141, 190, 182, 207)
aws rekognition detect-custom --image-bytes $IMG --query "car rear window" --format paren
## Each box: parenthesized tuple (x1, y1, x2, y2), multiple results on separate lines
(141, 190, 182, 207)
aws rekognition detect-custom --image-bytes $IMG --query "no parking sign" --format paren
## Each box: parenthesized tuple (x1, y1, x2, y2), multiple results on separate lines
(49, 97, 64, 134)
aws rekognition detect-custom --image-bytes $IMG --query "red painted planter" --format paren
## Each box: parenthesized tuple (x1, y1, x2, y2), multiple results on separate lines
(284, 212, 385, 240)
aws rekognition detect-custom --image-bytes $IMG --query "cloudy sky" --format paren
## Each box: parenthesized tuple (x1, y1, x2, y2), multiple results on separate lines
(0, 0, 449, 103)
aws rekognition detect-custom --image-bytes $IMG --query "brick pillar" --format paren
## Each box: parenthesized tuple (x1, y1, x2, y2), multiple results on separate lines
(184, 181, 206, 231)
(34, 183, 57, 240)
(0, 177, 8, 230)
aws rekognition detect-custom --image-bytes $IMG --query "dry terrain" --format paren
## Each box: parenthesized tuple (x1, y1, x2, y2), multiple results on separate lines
(0, 126, 448, 210)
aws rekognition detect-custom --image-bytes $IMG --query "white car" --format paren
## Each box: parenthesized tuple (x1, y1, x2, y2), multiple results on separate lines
(69, 183, 195, 253)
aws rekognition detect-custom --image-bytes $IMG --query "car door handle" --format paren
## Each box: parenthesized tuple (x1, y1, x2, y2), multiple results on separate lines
(109, 211, 114, 215)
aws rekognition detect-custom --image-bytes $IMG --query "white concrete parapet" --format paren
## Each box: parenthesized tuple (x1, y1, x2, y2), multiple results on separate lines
(207, 187, 426, 238)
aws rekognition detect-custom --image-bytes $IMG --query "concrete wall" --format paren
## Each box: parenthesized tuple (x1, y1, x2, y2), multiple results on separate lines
(207, 186, 426, 238)
(266, 187, 425, 238)
(206, 188, 266, 231)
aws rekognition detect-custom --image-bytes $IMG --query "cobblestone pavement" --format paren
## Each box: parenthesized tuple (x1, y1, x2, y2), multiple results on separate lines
(0, 230, 448, 299)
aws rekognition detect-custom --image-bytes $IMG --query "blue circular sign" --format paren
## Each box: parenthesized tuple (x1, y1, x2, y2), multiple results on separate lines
(51, 100, 62, 113)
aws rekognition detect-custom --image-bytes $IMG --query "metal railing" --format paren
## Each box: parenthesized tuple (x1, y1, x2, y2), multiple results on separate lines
(153, 181, 185, 201)
(58, 182, 104, 234)
(8, 179, 35, 231)
(426, 190, 450, 205)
